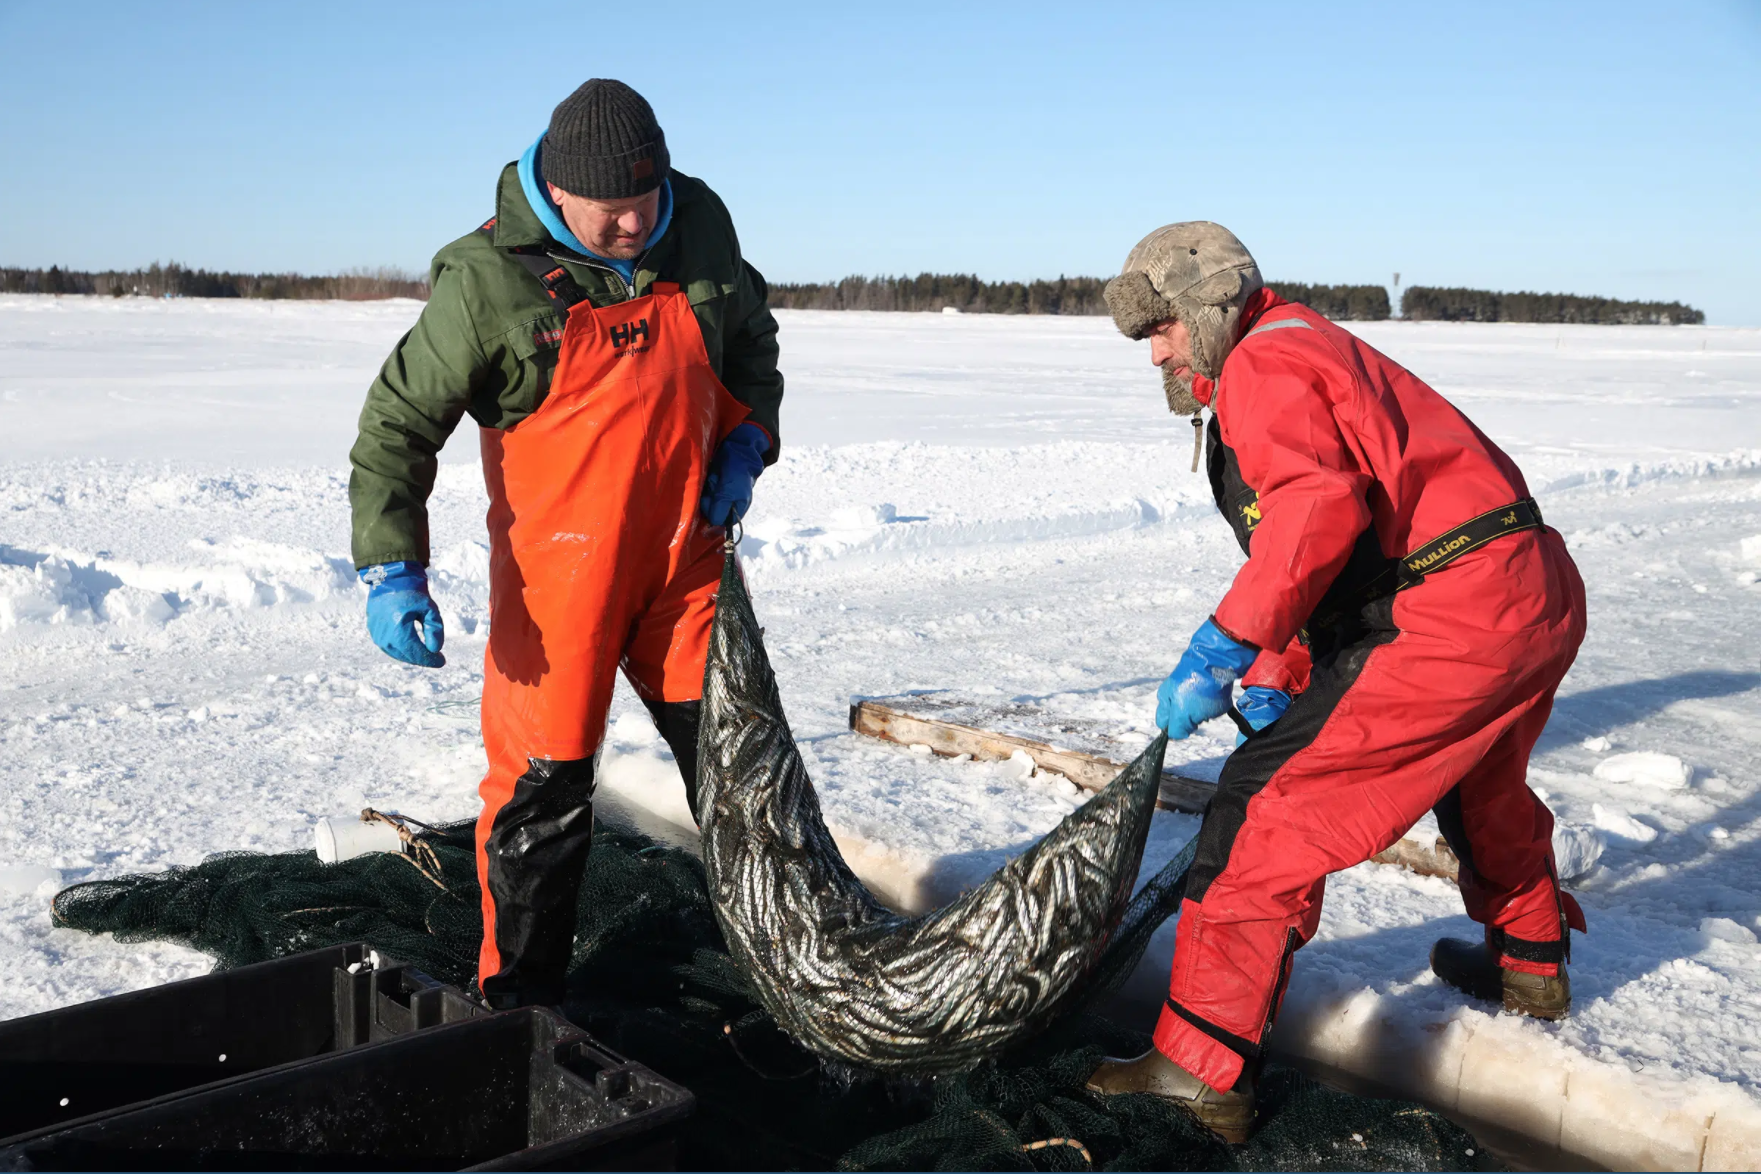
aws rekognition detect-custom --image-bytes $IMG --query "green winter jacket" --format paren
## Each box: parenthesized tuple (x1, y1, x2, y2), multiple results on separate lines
(348, 163, 784, 569)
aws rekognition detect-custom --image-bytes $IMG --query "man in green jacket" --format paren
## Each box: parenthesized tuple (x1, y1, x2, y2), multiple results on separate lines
(347, 78, 783, 1009)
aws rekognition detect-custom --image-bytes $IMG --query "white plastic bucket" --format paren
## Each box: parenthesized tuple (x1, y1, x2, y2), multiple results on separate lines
(314, 816, 406, 864)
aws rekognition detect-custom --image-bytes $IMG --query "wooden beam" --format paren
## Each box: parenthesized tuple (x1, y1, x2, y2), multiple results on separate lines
(848, 699, 1218, 814)
(848, 699, 1458, 883)
(1368, 835, 1461, 882)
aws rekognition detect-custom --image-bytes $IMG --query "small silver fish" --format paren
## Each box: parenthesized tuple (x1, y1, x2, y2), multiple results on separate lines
(697, 549, 1172, 1074)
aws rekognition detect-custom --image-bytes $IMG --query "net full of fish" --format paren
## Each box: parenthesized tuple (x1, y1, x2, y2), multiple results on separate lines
(696, 544, 1195, 1074)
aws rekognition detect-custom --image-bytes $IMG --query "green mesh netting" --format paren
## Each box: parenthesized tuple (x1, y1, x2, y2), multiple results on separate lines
(50, 823, 1498, 1172)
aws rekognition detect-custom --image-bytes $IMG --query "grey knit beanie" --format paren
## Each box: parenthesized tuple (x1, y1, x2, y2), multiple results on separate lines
(1103, 222, 1262, 414)
(542, 79, 670, 199)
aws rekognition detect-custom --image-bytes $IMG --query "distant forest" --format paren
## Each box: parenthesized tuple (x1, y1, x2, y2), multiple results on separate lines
(1399, 286, 1703, 325)
(3, 263, 1703, 325)
(0, 263, 428, 300)
(767, 275, 1395, 321)
(769, 274, 1111, 315)
(1271, 283, 1391, 321)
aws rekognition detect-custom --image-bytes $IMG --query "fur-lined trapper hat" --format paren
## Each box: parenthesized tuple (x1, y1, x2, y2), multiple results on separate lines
(1104, 222, 1262, 414)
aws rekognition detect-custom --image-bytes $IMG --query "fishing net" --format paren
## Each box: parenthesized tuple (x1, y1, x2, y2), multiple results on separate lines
(51, 822, 1496, 1172)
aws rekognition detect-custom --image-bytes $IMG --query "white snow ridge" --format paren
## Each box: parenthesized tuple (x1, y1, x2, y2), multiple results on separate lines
(0, 538, 356, 631)
(3, 298, 1761, 1167)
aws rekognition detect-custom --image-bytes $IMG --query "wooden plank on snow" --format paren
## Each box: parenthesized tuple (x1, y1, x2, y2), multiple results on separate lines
(1368, 835, 1461, 882)
(849, 697, 1459, 882)
(848, 699, 1218, 814)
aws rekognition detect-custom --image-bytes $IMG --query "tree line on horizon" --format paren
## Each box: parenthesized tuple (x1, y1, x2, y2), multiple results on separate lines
(768, 273, 1112, 315)
(770, 276, 1704, 324)
(2, 263, 1703, 325)
(0, 262, 428, 301)
(1399, 286, 1703, 325)
(766, 274, 1396, 320)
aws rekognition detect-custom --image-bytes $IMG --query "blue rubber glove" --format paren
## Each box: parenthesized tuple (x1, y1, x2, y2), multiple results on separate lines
(701, 422, 770, 526)
(1156, 618, 1259, 739)
(1235, 685, 1292, 745)
(361, 561, 445, 668)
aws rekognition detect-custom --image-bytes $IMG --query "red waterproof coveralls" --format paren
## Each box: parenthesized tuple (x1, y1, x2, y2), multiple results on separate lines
(474, 282, 748, 1006)
(1157, 290, 1587, 1092)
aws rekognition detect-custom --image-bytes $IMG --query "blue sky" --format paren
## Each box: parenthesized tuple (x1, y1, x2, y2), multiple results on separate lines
(2, 1, 1757, 322)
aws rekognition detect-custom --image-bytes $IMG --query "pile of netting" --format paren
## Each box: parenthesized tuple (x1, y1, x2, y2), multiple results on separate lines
(51, 821, 1497, 1172)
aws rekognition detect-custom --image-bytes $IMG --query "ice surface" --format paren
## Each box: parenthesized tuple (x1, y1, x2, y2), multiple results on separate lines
(2, 297, 1760, 1109)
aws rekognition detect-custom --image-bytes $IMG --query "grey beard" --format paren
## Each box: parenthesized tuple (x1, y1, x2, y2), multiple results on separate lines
(1162, 363, 1202, 416)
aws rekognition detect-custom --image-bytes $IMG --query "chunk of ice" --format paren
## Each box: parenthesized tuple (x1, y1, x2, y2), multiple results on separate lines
(1552, 823, 1605, 881)
(1593, 751, 1691, 790)
(0, 865, 62, 896)
(829, 503, 899, 530)
(1591, 803, 1658, 843)
(1700, 917, 1758, 946)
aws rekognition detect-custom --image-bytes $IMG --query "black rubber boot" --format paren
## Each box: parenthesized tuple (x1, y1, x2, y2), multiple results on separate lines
(643, 698, 703, 821)
(1431, 934, 1571, 1020)
(479, 755, 597, 1009)
(1086, 1049, 1255, 1144)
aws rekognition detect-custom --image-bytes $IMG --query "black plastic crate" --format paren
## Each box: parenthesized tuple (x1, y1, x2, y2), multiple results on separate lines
(0, 943, 479, 1140)
(0, 1006, 694, 1171)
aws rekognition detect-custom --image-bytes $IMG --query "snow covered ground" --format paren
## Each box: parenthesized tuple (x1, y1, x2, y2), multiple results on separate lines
(3, 296, 1760, 1119)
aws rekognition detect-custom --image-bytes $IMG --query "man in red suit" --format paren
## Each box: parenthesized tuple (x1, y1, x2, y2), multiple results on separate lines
(1085, 223, 1587, 1142)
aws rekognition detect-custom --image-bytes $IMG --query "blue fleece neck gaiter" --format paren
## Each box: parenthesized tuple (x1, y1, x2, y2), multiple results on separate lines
(518, 133, 672, 284)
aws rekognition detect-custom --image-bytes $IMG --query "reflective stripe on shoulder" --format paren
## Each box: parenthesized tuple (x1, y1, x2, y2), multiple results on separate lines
(1216, 317, 1316, 412)
(1245, 317, 1314, 337)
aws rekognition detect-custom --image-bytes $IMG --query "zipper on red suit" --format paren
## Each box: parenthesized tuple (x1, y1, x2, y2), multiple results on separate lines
(1252, 927, 1303, 1086)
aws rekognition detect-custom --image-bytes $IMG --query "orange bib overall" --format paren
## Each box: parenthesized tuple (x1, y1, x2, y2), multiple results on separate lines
(474, 281, 747, 1006)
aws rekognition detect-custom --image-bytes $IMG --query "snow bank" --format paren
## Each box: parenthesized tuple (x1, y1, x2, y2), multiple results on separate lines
(0, 556, 94, 630)
(742, 497, 1170, 572)
(0, 539, 355, 631)
(1535, 449, 1761, 496)
(1270, 979, 1761, 1171)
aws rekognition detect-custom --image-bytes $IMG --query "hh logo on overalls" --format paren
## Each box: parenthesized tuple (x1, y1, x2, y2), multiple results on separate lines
(1241, 499, 1262, 530)
(609, 319, 651, 351)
